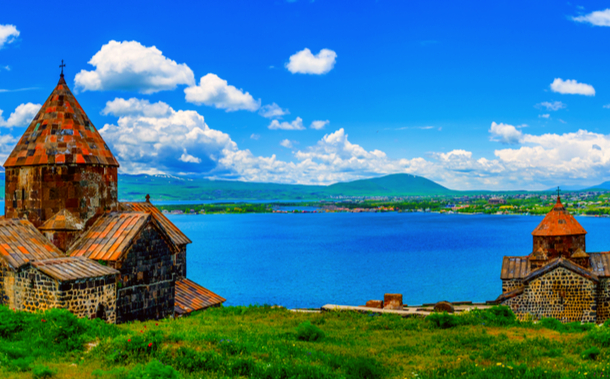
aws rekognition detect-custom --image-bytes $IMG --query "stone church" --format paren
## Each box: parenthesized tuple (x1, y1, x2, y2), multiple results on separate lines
(0, 72, 224, 323)
(497, 195, 610, 323)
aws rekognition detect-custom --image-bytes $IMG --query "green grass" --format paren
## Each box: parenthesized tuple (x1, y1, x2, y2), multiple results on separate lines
(1, 305, 610, 378)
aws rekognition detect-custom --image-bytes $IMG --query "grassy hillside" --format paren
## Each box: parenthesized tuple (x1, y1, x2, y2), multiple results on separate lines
(326, 173, 452, 196)
(0, 305, 609, 379)
(117, 173, 454, 201)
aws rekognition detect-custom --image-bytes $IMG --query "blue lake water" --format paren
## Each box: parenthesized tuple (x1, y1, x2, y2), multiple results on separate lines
(169, 212, 610, 309)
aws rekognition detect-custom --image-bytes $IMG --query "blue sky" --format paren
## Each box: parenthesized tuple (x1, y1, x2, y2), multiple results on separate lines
(1, 1, 610, 190)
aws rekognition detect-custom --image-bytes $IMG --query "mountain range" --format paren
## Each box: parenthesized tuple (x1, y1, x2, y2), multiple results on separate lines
(0, 171, 607, 201)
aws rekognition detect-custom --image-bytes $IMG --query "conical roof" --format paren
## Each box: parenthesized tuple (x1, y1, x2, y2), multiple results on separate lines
(3, 75, 119, 168)
(39, 209, 84, 231)
(532, 196, 586, 237)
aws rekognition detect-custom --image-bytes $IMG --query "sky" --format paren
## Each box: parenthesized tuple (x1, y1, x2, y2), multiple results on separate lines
(1, 1, 610, 190)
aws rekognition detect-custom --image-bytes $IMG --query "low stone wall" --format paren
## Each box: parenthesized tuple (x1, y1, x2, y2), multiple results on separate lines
(503, 266, 597, 323)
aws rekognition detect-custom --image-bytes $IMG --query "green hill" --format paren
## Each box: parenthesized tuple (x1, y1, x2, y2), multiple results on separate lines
(325, 173, 452, 196)
(117, 173, 453, 201)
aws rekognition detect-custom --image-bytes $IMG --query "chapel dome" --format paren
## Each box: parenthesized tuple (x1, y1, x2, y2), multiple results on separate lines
(3, 75, 119, 168)
(532, 196, 586, 237)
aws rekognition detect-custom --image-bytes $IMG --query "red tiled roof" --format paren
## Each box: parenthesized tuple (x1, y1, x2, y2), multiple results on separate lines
(0, 218, 63, 269)
(121, 202, 191, 247)
(3, 75, 119, 168)
(175, 278, 225, 315)
(39, 209, 84, 231)
(68, 212, 150, 261)
(32, 256, 119, 281)
(500, 256, 531, 280)
(532, 197, 586, 237)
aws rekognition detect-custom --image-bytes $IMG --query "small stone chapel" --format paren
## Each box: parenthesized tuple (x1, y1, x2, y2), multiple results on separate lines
(497, 194, 610, 323)
(0, 70, 224, 323)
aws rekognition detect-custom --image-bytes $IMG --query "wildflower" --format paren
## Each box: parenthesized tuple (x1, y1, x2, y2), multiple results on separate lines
(156, 323, 158, 326)
(144, 325, 146, 328)
(41, 319, 46, 323)
(148, 343, 152, 348)
(140, 330, 143, 333)
(128, 339, 131, 342)
(497, 363, 502, 366)
(508, 366, 513, 370)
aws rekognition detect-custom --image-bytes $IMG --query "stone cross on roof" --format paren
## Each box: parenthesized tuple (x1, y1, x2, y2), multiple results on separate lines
(59, 60, 66, 77)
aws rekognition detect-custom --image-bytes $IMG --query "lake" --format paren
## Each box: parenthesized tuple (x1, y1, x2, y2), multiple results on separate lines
(169, 212, 610, 309)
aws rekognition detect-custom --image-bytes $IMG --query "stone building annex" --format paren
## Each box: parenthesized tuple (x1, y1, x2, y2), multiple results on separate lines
(497, 194, 610, 323)
(0, 71, 225, 323)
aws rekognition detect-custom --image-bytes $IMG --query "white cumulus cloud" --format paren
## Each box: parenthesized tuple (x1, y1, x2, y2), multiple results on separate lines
(97, 99, 610, 190)
(268, 117, 305, 131)
(179, 149, 202, 164)
(0, 25, 19, 49)
(286, 48, 337, 75)
(0, 103, 41, 128)
(310, 120, 329, 130)
(250, 134, 260, 140)
(604, 104, 610, 109)
(573, 9, 610, 26)
(488, 122, 523, 145)
(259, 103, 289, 118)
(102, 98, 172, 117)
(550, 78, 595, 96)
(280, 139, 294, 148)
(536, 101, 566, 111)
(539, 114, 550, 119)
(74, 40, 195, 94)
(99, 98, 237, 174)
(184, 73, 260, 112)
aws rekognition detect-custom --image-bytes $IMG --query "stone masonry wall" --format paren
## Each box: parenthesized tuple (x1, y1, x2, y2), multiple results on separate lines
(175, 246, 187, 279)
(4, 164, 118, 228)
(58, 277, 116, 323)
(533, 235, 586, 261)
(502, 266, 597, 323)
(115, 224, 175, 323)
(11, 266, 117, 323)
(13, 267, 61, 312)
(596, 279, 610, 324)
(0, 263, 15, 308)
(502, 279, 523, 293)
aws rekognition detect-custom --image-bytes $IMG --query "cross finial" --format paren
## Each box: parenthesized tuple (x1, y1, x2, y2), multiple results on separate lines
(59, 59, 66, 77)
(556, 186, 561, 199)
(145, 194, 151, 203)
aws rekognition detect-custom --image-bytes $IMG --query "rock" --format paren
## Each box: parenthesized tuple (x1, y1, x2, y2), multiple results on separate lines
(433, 301, 455, 313)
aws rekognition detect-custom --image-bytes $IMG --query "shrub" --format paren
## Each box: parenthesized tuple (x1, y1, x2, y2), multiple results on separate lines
(426, 312, 461, 329)
(588, 328, 610, 347)
(129, 361, 181, 379)
(539, 317, 563, 331)
(296, 321, 325, 342)
(581, 346, 601, 361)
(32, 364, 57, 379)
